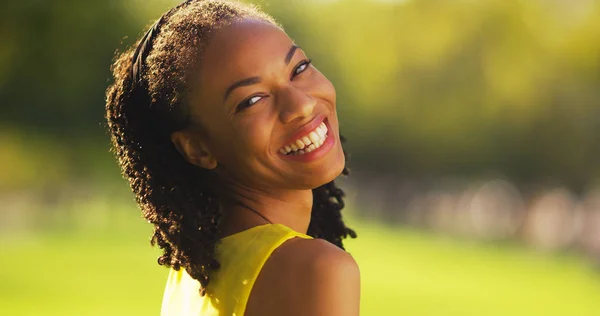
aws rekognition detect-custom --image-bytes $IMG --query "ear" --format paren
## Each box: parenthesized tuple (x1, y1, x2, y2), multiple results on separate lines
(170, 129, 218, 170)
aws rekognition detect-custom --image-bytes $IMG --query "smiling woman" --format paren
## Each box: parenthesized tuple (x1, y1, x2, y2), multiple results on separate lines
(104, 0, 358, 315)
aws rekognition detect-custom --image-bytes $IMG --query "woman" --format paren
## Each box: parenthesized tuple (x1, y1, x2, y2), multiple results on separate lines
(105, 0, 359, 315)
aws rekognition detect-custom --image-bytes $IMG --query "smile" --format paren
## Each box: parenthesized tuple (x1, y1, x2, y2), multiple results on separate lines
(279, 121, 328, 156)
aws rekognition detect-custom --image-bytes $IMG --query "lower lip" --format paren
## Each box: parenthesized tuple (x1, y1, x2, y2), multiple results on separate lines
(279, 120, 336, 162)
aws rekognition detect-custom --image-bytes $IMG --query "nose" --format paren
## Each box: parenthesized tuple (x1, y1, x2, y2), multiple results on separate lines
(278, 85, 317, 124)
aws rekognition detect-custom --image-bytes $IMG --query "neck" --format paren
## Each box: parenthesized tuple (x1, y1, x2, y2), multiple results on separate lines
(217, 180, 313, 237)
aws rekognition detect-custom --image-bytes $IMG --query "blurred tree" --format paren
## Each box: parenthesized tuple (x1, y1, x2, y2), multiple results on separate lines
(0, 0, 598, 190)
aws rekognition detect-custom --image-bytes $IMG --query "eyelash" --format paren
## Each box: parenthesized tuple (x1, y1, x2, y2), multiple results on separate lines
(235, 59, 312, 113)
(292, 59, 312, 78)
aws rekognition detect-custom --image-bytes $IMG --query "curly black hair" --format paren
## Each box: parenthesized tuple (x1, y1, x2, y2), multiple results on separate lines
(105, 0, 356, 296)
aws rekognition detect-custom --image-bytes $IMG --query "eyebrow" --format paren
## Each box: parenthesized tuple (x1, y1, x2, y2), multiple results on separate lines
(223, 44, 301, 102)
(284, 44, 299, 65)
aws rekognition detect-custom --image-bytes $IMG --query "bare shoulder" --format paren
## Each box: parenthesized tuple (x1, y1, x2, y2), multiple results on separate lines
(285, 237, 359, 272)
(245, 237, 361, 316)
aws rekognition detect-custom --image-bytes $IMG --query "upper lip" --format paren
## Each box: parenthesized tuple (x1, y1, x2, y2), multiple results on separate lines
(281, 114, 326, 149)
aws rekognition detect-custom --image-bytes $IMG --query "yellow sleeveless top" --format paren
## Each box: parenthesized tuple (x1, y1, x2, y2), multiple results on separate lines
(160, 224, 312, 316)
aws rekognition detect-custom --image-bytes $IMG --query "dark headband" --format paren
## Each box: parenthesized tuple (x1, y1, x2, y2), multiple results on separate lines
(130, 1, 194, 89)
(131, 18, 163, 87)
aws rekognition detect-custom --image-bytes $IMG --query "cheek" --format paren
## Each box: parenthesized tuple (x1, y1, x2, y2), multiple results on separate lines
(311, 69, 336, 105)
(225, 119, 275, 163)
(241, 128, 271, 156)
(217, 121, 278, 185)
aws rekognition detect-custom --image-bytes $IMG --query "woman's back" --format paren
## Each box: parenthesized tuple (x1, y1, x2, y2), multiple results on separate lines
(161, 224, 312, 316)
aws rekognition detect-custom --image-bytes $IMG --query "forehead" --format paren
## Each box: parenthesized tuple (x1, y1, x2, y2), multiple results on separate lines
(197, 19, 294, 91)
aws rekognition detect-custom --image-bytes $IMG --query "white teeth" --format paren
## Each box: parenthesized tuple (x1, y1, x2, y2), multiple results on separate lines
(280, 121, 330, 156)
(308, 132, 320, 145)
(316, 128, 325, 138)
(302, 136, 311, 146)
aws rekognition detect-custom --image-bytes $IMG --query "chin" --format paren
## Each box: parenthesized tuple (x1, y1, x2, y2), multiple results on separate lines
(326, 151, 346, 181)
(306, 146, 346, 190)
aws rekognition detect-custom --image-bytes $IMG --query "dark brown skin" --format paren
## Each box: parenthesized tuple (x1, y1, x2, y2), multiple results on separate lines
(171, 19, 360, 316)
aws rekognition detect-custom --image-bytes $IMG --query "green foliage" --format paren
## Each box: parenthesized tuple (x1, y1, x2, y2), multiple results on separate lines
(268, 0, 600, 187)
(1, 0, 599, 188)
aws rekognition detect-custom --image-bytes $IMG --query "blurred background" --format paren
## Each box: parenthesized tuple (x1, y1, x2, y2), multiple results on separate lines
(1, 0, 600, 315)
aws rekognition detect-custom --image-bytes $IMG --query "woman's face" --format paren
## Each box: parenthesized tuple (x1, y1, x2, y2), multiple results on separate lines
(185, 18, 344, 191)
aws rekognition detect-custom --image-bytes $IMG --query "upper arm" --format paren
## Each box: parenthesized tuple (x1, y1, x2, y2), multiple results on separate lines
(246, 238, 360, 316)
(300, 243, 361, 316)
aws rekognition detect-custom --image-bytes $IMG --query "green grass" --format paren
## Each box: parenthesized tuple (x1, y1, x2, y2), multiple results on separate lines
(351, 221, 600, 315)
(1, 210, 599, 315)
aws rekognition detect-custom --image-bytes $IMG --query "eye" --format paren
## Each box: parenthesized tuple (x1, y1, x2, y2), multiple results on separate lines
(236, 95, 264, 112)
(292, 59, 312, 78)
